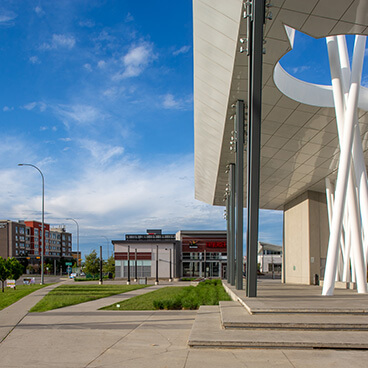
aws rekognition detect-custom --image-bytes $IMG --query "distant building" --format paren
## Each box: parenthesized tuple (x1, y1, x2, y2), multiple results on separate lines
(0, 220, 29, 259)
(113, 229, 228, 279)
(177, 230, 227, 278)
(50, 226, 73, 258)
(113, 230, 180, 279)
(258, 242, 282, 274)
(0, 220, 73, 264)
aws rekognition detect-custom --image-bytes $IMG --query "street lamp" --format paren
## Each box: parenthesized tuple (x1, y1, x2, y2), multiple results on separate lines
(18, 163, 45, 285)
(66, 218, 80, 267)
(100, 236, 109, 259)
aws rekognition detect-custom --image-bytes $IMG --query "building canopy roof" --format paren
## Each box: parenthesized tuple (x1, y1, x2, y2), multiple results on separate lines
(194, 0, 368, 209)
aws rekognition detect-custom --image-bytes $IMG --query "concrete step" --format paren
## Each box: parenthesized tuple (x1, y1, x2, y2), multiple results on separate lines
(220, 301, 368, 331)
(188, 306, 368, 349)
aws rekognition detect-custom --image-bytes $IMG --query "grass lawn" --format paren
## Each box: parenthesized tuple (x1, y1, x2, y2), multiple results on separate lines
(0, 284, 49, 311)
(101, 287, 187, 310)
(102, 280, 231, 311)
(30, 284, 148, 312)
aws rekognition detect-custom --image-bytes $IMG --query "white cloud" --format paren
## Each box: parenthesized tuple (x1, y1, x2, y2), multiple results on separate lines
(79, 139, 124, 164)
(22, 101, 47, 112)
(79, 19, 95, 28)
(83, 63, 92, 72)
(114, 42, 155, 79)
(29, 56, 40, 64)
(162, 93, 192, 110)
(291, 65, 310, 74)
(34, 6, 45, 16)
(97, 60, 106, 69)
(163, 94, 180, 109)
(173, 45, 191, 56)
(41, 34, 76, 50)
(3, 106, 14, 112)
(59, 137, 72, 142)
(54, 104, 105, 126)
(0, 11, 17, 25)
(125, 13, 134, 22)
(23, 102, 37, 110)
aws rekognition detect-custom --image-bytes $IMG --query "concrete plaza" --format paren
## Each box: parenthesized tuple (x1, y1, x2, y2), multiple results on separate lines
(0, 279, 368, 367)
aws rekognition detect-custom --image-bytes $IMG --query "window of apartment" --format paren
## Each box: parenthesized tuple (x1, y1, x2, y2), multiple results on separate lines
(19, 227, 25, 234)
(15, 226, 18, 233)
(15, 249, 18, 255)
(68, 235, 71, 241)
(15, 242, 19, 248)
(34, 228, 39, 235)
(62, 234, 66, 240)
(20, 243, 24, 248)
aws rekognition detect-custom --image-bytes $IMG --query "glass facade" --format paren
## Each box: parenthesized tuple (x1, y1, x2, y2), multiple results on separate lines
(182, 252, 226, 278)
(115, 260, 151, 278)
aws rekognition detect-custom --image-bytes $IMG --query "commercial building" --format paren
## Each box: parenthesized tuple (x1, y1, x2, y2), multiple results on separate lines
(113, 229, 228, 279)
(193, 0, 368, 296)
(178, 230, 227, 278)
(113, 230, 180, 279)
(258, 242, 282, 274)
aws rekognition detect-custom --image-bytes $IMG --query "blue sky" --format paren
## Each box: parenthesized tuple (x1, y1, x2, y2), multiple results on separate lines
(10, 1, 367, 259)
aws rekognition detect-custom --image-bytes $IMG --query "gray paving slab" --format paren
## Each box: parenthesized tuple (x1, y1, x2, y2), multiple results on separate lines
(1, 279, 368, 367)
(223, 280, 368, 314)
(189, 306, 368, 349)
(0, 279, 68, 342)
(220, 301, 368, 330)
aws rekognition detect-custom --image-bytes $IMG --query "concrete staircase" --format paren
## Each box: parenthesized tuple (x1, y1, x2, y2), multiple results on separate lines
(188, 281, 368, 349)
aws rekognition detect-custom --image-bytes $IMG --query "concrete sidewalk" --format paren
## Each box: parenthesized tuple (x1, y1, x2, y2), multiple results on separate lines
(0, 281, 368, 367)
(0, 280, 69, 342)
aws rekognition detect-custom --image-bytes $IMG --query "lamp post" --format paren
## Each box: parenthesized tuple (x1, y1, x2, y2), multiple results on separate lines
(134, 248, 137, 282)
(155, 245, 159, 285)
(100, 236, 109, 259)
(169, 248, 172, 282)
(127, 245, 131, 285)
(66, 218, 80, 268)
(18, 163, 45, 285)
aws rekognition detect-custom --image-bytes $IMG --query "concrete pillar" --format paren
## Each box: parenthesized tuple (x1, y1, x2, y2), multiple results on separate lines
(284, 191, 329, 285)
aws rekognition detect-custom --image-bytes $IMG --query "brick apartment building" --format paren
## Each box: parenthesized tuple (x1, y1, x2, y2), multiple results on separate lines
(0, 220, 73, 265)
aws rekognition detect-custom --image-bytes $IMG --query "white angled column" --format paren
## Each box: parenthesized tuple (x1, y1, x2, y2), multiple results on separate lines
(322, 36, 367, 295)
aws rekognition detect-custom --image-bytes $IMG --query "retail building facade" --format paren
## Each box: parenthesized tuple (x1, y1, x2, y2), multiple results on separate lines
(113, 229, 228, 279)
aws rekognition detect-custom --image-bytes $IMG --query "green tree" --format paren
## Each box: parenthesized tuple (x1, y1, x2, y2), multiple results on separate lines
(7, 258, 24, 282)
(84, 250, 100, 277)
(103, 255, 115, 278)
(0, 257, 11, 292)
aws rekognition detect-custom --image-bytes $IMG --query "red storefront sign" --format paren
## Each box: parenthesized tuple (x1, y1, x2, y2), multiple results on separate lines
(206, 242, 226, 248)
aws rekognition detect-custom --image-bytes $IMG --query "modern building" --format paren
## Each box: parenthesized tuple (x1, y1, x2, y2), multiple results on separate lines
(50, 226, 73, 258)
(113, 230, 180, 279)
(193, 0, 368, 295)
(113, 229, 228, 279)
(258, 242, 282, 274)
(177, 230, 227, 278)
(0, 220, 29, 259)
(0, 220, 73, 264)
